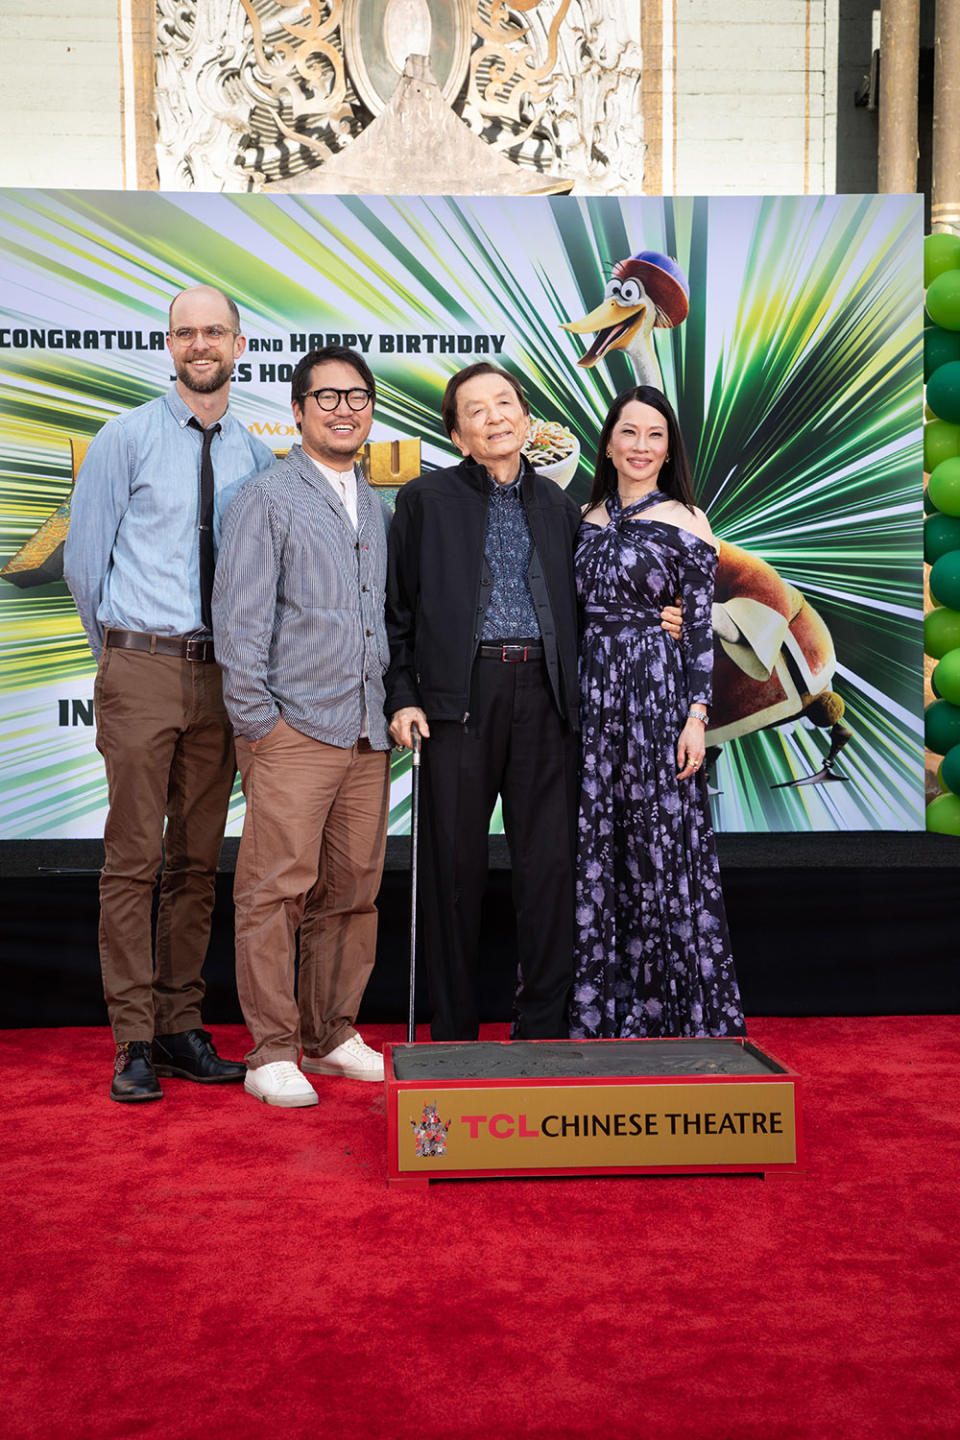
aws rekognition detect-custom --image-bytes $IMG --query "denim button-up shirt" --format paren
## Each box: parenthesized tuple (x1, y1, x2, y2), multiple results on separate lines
(63, 386, 273, 658)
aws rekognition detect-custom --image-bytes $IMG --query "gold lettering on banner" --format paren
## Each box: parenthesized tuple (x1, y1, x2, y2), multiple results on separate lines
(361, 438, 422, 487)
(70, 438, 92, 480)
(262, 439, 422, 482)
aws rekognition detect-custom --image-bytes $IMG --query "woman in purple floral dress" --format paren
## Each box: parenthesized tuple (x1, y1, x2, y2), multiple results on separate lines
(569, 386, 745, 1039)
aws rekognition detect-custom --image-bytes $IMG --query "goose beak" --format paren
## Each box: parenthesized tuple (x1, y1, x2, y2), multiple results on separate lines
(562, 299, 649, 368)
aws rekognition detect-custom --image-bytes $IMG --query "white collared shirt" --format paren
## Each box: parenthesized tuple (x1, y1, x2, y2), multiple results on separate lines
(302, 450, 368, 734)
(306, 453, 358, 529)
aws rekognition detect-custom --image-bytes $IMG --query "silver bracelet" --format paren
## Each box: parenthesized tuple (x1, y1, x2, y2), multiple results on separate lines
(688, 707, 708, 724)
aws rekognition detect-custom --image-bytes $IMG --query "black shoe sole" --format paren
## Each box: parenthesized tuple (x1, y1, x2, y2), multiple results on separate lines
(152, 1063, 246, 1083)
(110, 1086, 163, 1103)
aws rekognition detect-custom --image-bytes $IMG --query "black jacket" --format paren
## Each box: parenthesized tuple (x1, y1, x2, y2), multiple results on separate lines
(385, 457, 581, 727)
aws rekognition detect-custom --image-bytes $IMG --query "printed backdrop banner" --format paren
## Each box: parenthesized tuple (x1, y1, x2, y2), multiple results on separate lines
(0, 190, 924, 838)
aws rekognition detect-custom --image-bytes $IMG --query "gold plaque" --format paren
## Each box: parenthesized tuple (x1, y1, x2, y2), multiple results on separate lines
(398, 1081, 798, 1173)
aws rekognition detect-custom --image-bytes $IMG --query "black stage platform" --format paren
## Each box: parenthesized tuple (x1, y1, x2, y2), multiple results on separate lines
(3, 832, 959, 1028)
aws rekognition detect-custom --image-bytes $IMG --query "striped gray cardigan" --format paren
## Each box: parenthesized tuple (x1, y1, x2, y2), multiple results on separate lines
(212, 443, 391, 750)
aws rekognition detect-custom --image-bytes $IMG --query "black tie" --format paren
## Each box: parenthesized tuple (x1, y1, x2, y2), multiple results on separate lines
(189, 418, 221, 631)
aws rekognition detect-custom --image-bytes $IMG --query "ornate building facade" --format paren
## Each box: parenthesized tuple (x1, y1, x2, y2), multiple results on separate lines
(152, 0, 645, 193)
(1, 1, 853, 195)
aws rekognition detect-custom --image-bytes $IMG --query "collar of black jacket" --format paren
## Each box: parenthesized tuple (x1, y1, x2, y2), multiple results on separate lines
(460, 454, 534, 494)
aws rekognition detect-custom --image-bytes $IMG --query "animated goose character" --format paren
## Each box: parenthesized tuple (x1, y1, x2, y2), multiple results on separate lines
(563, 249, 851, 788)
(562, 249, 689, 389)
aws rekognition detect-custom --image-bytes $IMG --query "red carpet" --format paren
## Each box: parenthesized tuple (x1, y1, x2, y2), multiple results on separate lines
(3, 1016, 958, 1440)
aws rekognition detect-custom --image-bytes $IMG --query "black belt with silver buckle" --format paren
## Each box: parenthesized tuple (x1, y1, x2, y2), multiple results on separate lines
(104, 629, 217, 664)
(478, 642, 544, 663)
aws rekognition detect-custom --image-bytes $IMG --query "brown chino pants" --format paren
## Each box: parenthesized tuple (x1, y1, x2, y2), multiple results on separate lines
(234, 718, 389, 1068)
(94, 645, 237, 1041)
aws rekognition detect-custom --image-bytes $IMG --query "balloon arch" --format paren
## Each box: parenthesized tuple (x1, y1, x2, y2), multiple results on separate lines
(923, 232, 960, 831)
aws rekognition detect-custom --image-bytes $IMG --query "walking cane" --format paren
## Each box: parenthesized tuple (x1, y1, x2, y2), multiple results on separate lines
(407, 722, 421, 1044)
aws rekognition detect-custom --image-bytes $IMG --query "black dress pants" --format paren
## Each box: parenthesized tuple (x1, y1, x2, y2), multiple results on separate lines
(418, 654, 578, 1041)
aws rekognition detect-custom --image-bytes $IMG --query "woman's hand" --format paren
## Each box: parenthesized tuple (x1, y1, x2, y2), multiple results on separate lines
(676, 716, 706, 780)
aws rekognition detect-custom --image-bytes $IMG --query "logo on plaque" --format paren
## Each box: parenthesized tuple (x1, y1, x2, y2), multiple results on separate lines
(411, 1103, 452, 1157)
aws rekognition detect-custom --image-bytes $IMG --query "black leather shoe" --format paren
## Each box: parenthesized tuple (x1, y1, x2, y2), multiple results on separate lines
(111, 1041, 163, 1103)
(152, 1028, 246, 1083)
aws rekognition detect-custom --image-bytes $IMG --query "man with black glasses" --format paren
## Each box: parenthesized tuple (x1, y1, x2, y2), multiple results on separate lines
(64, 285, 273, 1102)
(213, 346, 391, 1107)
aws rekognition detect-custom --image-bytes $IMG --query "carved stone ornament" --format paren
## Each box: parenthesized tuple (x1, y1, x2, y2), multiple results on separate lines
(268, 52, 572, 194)
(152, 0, 644, 194)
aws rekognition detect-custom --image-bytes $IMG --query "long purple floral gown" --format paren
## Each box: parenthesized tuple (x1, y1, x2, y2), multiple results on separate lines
(569, 489, 745, 1039)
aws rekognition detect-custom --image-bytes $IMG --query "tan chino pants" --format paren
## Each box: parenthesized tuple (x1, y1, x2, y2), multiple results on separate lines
(234, 717, 389, 1068)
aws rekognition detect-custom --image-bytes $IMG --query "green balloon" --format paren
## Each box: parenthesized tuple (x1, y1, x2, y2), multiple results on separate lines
(930, 551, 960, 609)
(924, 512, 960, 563)
(933, 648, 960, 705)
(924, 606, 960, 658)
(924, 325, 960, 382)
(926, 791, 960, 835)
(926, 272, 960, 331)
(925, 233, 960, 287)
(924, 421, 960, 474)
(942, 743, 960, 794)
(928, 456, 960, 514)
(925, 486, 939, 515)
(928, 362, 960, 424)
(925, 698, 960, 754)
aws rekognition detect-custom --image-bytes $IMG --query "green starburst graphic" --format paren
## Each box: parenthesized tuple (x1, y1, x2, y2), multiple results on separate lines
(0, 191, 923, 836)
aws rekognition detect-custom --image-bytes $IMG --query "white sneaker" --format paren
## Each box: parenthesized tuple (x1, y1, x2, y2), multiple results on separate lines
(244, 1061, 318, 1108)
(302, 1033, 384, 1081)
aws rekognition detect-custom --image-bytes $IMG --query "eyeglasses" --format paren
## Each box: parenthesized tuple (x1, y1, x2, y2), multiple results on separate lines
(301, 387, 373, 412)
(169, 326, 235, 343)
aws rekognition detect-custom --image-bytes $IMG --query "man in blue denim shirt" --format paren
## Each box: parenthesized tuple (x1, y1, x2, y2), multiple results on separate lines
(64, 285, 273, 1103)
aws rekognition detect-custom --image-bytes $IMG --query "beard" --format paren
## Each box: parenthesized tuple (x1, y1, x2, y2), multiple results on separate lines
(174, 353, 234, 394)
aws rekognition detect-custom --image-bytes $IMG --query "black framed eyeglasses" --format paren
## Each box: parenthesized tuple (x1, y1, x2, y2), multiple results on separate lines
(301, 387, 373, 411)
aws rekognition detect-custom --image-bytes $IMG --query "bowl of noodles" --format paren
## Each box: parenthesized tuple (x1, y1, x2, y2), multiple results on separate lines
(522, 416, 580, 489)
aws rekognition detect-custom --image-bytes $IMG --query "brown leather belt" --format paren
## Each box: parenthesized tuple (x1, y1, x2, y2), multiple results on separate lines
(477, 642, 544, 662)
(104, 629, 217, 663)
